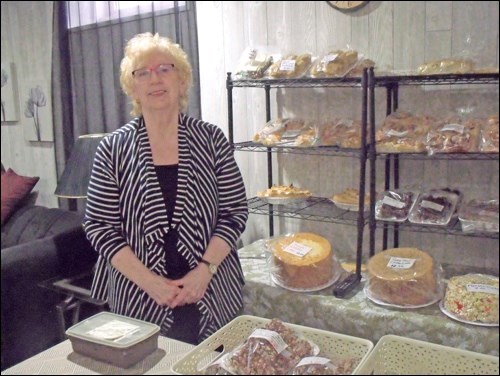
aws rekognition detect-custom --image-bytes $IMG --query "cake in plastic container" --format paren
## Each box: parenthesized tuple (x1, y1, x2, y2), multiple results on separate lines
(268, 233, 342, 291)
(365, 247, 444, 307)
(66, 312, 160, 368)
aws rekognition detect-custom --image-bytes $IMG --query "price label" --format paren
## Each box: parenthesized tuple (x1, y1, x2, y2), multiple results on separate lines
(466, 284, 499, 295)
(250, 329, 288, 353)
(87, 320, 139, 340)
(387, 257, 416, 269)
(279, 59, 296, 71)
(297, 356, 331, 367)
(420, 200, 444, 212)
(441, 123, 465, 133)
(322, 54, 338, 63)
(283, 241, 312, 257)
(382, 196, 406, 209)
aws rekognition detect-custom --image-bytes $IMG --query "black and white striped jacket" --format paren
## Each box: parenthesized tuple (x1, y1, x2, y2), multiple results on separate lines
(84, 114, 248, 340)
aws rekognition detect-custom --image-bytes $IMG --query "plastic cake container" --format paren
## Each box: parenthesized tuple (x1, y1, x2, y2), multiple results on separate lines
(66, 312, 160, 368)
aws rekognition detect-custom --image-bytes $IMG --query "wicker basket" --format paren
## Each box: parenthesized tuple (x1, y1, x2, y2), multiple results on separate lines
(356, 334, 499, 375)
(172, 314, 374, 375)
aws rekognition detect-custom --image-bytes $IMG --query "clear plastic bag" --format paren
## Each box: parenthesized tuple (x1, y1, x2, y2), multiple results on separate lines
(375, 189, 418, 222)
(290, 355, 360, 375)
(234, 47, 274, 80)
(265, 52, 314, 79)
(319, 118, 364, 148)
(458, 199, 499, 234)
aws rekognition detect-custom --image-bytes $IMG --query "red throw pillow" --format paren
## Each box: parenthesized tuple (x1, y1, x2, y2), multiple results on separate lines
(1, 168, 40, 225)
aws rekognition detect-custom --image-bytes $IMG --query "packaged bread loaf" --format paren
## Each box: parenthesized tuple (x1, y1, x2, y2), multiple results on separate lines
(417, 58, 475, 75)
(267, 53, 313, 79)
(310, 49, 359, 77)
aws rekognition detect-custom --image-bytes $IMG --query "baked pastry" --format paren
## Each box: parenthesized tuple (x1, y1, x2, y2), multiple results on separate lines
(375, 190, 415, 222)
(376, 112, 432, 153)
(443, 274, 499, 324)
(267, 53, 312, 79)
(458, 199, 499, 233)
(258, 184, 311, 199)
(408, 188, 460, 226)
(332, 188, 370, 208)
(310, 50, 359, 77)
(366, 247, 440, 306)
(426, 116, 481, 154)
(417, 58, 474, 74)
(480, 115, 499, 152)
(271, 233, 335, 289)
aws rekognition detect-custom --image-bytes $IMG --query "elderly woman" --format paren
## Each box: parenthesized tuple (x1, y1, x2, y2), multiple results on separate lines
(84, 32, 248, 344)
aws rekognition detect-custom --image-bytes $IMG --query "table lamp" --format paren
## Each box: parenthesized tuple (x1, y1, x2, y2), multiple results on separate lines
(54, 133, 107, 211)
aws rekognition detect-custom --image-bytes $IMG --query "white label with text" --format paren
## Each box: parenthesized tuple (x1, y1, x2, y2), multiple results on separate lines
(249, 329, 288, 353)
(283, 241, 312, 257)
(387, 257, 416, 269)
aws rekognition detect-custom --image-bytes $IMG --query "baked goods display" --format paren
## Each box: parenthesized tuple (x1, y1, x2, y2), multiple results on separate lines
(375, 111, 433, 153)
(426, 116, 481, 155)
(253, 118, 317, 147)
(270, 233, 341, 290)
(234, 47, 273, 79)
(224, 318, 317, 375)
(320, 118, 364, 148)
(310, 49, 359, 77)
(375, 190, 417, 222)
(458, 199, 499, 233)
(331, 188, 370, 211)
(408, 188, 461, 226)
(417, 58, 475, 75)
(267, 53, 313, 79)
(479, 115, 499, 152)
(366, 247, 443, 307)
(441, 274, 499, 325)
(257, 184, 312, 205)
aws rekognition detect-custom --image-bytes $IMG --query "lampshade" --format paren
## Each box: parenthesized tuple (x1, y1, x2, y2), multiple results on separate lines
(54, 133, 107, 198)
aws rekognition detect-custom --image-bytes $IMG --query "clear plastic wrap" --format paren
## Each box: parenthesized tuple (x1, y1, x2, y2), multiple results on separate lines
(375, 111, 433, 153)
(267, 233, 343, 291)
(441, 274, 499, 325)
(426, 115, 482, 155)
(365, 247, 444, 308)
(479, 115, 499, 152)
(309, 48, 360, 78)
(290, 355, 360, 375)
(233, 47, 274, 80)
(417, 57, 475, 75)
(375, 189, 418, 222)
(458, 199, 499, 234)
(222, 319, 319, 375)
(319, 118, 364, 148)
(253, 117, 318, 147)
(265, 52, 314, 79)
(408, 188, 461, 226)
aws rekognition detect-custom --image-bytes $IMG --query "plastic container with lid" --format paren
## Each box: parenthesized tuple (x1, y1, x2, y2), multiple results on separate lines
(66, 312, 160, 368)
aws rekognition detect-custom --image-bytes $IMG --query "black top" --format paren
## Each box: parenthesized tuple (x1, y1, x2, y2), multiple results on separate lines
(155, 164, 188, 279)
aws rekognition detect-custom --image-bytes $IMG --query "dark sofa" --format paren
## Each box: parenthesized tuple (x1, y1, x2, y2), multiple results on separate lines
(1, 204, 98, 370)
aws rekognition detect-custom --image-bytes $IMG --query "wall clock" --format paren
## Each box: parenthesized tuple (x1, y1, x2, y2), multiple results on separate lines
(326, 1, 369, 12)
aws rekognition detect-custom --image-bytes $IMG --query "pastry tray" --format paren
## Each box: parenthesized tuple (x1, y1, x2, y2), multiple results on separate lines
(355, 334, 499, 375)
(171, 315, 374, 375)
(258, 195, 311, 205)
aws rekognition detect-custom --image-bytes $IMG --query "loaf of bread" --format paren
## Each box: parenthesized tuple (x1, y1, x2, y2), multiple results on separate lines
(267, 53, 312, 79)
(310, 50, 359, 77)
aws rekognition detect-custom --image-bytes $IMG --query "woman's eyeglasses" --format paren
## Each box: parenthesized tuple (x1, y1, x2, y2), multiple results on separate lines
(132, 63, 175, 82)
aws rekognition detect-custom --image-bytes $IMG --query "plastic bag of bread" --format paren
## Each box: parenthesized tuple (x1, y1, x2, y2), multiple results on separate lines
(375, 111, 433, 153)
(417, 58, 475, 75)
(290, 355, 360, 375)
(426, 115, 481, 155)
(320, 118, 364, 148)
(253, 118, 317, 147)
(365, 247, 445, 308)
(222, 318, 319, 375)
(479, 115, 499, 152)
(266, 52, 313, 79)
(310, 48, 359, 78)
(234, 47, 274, 80)
(346, 58, 375, 77)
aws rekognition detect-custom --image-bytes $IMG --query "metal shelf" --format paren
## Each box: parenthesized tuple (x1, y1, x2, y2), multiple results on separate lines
(374, 72, 500, 86)
(375, 152, 499, 161)
(376, 219, 499, 239)
(234, 141, 365, 158)
(248, 196, 367, 226)
(228, 76, 363, 88)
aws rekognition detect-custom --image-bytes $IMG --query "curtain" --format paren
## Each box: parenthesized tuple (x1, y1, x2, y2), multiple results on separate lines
(52, 1, 200, 209)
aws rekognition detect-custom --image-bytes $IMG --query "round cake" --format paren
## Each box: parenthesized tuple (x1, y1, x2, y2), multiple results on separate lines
(443, 274, 499, 324)
(367, 247, 439, 306)
(271, 233, 334, 290)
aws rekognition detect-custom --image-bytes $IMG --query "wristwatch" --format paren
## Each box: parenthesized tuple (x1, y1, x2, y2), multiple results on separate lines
(200, 258, 218, 275)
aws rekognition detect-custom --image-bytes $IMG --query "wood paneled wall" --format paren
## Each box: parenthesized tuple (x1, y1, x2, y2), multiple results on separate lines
(197, 1, 499, 272)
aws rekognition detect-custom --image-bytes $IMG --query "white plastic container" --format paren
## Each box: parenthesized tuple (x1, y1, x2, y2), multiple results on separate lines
(66, 312, 160, 368)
